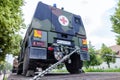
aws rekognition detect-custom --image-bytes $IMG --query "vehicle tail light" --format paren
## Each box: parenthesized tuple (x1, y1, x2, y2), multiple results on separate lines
(48, 47, 54, 51)
(32, 41, 45, 47)
(34, 29, 42, 38)
(81, 47, 88, 51)
(82, 39, 87, 45)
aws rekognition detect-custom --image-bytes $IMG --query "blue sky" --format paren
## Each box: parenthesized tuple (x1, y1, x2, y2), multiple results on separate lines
(21, 0, 118, 49)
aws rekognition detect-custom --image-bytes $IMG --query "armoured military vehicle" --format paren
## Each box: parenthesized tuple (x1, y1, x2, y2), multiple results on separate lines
(17, 2, 89, 76)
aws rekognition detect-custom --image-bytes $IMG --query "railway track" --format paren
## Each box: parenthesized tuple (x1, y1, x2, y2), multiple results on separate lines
(8, 72, 120, 80)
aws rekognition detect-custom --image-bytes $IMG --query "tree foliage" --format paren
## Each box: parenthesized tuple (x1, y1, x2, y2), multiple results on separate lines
(110, 0, 120, 45)
(116, 35, 120, 45)
(0, 0, 24, 62)
(0, 61, 12, 71)
(100, 44, 116, 68)
(84, 42, 102, 69)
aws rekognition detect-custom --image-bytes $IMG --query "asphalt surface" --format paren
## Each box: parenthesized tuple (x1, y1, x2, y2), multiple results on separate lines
(8, 72, 120, 80)
(0, 74, 3, 80)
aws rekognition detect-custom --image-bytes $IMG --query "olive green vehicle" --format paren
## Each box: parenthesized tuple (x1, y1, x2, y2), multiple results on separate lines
(17, 2, 90, 76)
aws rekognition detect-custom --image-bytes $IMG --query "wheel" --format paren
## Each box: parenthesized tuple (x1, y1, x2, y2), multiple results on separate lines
(17, 63, 23, 75)
(12, 67, 17, 73)
(65, 53, 83, 74)
(23, 48, 30, 76)
(17, 68, 22, 75)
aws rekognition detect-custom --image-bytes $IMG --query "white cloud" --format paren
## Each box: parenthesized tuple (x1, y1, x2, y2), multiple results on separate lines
(22, 0, 117, 49)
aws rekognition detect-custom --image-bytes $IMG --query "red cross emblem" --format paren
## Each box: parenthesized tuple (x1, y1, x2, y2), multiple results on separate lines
(60, 17, 67, 24)
(58, 15, 69, 26)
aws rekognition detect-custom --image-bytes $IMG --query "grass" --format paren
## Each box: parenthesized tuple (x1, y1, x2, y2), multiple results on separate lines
(52, 68, 120, 73)
(52, 69, 68, 73)
(3, 76, 7, 80)
(84, 68, 120, 72)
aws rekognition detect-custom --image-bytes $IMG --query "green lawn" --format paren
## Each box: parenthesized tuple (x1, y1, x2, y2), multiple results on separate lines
(52, 68, 120, 73)
(84, 68, 120, 72)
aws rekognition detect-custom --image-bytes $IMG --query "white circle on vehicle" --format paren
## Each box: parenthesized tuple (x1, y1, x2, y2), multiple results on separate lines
(58, 15, 69, 26)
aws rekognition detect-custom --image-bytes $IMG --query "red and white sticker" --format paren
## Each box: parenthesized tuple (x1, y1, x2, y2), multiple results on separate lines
(58, 15, 69, 26)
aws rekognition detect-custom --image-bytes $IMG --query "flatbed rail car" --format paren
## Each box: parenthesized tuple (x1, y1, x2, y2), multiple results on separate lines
(17, 2, 89, 76)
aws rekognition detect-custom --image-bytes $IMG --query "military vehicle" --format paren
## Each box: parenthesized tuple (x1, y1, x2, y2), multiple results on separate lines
(17, 2, 89, 76)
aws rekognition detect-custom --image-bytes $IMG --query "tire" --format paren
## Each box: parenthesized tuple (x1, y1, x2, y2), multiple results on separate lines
(17, 69, 22, 75)
(65, 53, 83, 74)
(12, 67, 17, 73)
(17, 64, 23, 75)
(23, 48, 29, 76)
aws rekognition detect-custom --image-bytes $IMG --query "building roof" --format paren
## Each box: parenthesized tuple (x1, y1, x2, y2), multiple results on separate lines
(110, 45, 120, 56)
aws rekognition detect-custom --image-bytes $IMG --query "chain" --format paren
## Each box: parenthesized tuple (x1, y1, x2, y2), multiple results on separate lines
(32, 47, 80, 80)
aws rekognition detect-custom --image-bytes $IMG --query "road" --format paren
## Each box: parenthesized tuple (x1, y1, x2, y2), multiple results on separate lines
(0, 74, 3, 80)
(8, 72, 120, 80)
(0, 73, 10, 80)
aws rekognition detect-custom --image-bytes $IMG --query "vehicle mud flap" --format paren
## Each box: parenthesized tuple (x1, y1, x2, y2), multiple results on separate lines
(23, 47, 30, 76)
(80, 52, 90, 61)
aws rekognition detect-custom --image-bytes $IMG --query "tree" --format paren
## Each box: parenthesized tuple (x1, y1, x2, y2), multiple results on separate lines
(116, 35, 120, 45)
(100, 44, 115, 68)
(0, 0, 25, 62)
(84, 41, 102, 69)
(0, 61, 5, 70)
(110, 0, 120, 45)
(0, 61, 12, 71)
